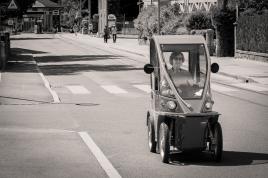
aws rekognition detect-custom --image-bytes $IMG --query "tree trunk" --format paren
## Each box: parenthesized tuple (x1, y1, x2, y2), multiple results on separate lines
(215, 25, 234, 57)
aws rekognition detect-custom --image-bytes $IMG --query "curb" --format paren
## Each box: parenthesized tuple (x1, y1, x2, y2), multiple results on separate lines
(218, 71, 256, 83)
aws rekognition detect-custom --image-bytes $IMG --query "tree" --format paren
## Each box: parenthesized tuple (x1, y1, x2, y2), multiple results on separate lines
(185, 11, 213, 31)
(60, 0, 80, 27)
(211, 0, 236, 57)
(134, 3, 187, 37)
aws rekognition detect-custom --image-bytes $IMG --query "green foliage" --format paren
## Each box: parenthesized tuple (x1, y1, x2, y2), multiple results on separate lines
(240, 0, 268, 14)
(61, 0, 79, 27)
(211, 5, 236, 56)
(185, 11, 213, 31)
(134, 3, 186, 37)
(212, 7, 236, 28)
(237, 12, 268, 53)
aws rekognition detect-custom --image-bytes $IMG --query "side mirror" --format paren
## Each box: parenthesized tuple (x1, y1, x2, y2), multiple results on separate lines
(211, 63, 219, 73)
(144, 64, 154, 74)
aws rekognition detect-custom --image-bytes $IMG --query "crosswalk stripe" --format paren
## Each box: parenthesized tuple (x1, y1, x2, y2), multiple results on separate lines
(211, 83, 238, 92)
(66, 85, 90, 94)
(133, 84, 151, 93)
(101, 85, 127, 94)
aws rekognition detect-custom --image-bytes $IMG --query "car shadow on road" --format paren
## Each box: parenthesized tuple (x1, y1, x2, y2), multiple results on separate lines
(39, 63, 143, 75)
(11, 48, 47, 54)
(35, 55, 123, 63)
(169, 151, 268, 166)
(10, 37, 56, 41)
(34, 54, 143, 75)
(7, 48, 142, 74)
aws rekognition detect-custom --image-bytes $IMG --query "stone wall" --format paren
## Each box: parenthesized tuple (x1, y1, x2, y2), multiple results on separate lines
(236, 50, 268, 62)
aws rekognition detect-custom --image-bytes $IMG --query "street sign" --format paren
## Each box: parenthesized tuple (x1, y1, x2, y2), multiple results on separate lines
(108, 14, 116, 20)
(7, 0, 18, 10)
(52, 10, 59, 15)
(8, 19, 13, 25)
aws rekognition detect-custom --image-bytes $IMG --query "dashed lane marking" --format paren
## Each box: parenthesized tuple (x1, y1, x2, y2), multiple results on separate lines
(78, 132, 122, 178)
(133, 84, 151, 93)
(211, 83, 238, 92)
(66, 85, 91, 94)
(101, 85, 127, 94)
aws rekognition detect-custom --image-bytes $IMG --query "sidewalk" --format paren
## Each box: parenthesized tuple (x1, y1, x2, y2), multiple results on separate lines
(59, 33, 268, 90)
(0, 48, 53, 105)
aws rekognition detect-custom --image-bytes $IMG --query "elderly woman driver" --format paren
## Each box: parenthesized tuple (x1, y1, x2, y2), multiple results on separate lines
(164, 51, 198, 96)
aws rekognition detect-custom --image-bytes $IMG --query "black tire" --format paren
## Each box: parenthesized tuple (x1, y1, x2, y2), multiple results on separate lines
(211, 122, 223, 162)
(148, 120, 156, 153)
(159, 122, 170, 163)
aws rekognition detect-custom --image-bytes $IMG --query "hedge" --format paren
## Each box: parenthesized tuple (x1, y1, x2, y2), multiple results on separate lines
(237, 12, 268, 53)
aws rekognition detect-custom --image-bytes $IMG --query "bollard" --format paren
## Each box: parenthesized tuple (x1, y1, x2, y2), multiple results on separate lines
(0, 41, 6, 70)
(4, 32, 10, 58)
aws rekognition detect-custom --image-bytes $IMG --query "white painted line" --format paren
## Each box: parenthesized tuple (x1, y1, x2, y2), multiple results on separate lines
(232, 83, 268, 92)
(66, 85, 90, 94)
(101, 85, 127, 94)
(39, 72, 60, 103)
(0, 71, 2, 82)
(78, 132, 122, 178)
(211, 83, 238, 92)
(33, 56, 60, 103)
(133, 84, 151, 93)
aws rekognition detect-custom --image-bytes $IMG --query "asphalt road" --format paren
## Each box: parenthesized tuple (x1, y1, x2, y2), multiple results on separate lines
(0, 33, 267, 178)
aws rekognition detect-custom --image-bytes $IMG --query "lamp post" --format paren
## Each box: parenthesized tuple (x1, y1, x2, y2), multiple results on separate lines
(88, 0, 91, 23)
(234, 3, 238, 57)
(158, 0, 160, 35)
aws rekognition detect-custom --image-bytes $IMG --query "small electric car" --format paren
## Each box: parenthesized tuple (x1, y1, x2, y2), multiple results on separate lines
(144, 35, 222, 163)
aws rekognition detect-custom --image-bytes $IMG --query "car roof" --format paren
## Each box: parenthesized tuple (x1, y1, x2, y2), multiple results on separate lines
(153, 35, 206, 44)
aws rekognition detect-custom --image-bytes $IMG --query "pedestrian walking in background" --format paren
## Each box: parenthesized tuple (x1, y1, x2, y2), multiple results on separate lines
(111, 25, 117, 43)
(104, 25, 109, 43)
(73, 24, 78, 36)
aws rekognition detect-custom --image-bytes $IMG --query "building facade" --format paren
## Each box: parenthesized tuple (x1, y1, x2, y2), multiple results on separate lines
(23, 0, 61, 33)
(143, 0, 217, 12)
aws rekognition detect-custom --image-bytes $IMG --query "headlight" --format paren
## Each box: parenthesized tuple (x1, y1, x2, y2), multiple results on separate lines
(167, 101, 177, 110)
(160, 78, 175, 98)
(205, 102, 212, 110)
(204, 100, 214, 111)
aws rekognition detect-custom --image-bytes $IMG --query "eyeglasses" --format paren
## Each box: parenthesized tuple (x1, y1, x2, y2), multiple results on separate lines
(173, 57, 184, 61)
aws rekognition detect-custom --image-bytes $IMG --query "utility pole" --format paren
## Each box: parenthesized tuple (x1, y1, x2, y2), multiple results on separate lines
(234, 3, 239, 56)
(137, 0, 142, 13)
(80, 0, 82, 15)
(88, 0, 91, 23)
(158, 0, 160, 35)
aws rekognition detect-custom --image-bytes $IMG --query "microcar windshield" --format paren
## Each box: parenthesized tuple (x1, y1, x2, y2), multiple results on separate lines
(160, 44, 208, 99)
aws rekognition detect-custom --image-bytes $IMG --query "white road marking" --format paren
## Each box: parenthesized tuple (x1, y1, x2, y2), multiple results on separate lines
(211, 83, 238, 92)
(38, 72, 60, 103)
(101, 85, 127, 94)
(133, 84, 151, 93)
(66, 85, 90, 94)
(35, 60, 60, 103)
(232, 83, 268, 92)
(0, 71, 2, 82)
(78, 132, 122, 178)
